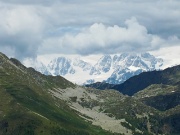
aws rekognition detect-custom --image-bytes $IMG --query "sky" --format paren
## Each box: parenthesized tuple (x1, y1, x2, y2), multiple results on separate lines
(0, 0, 180, 63)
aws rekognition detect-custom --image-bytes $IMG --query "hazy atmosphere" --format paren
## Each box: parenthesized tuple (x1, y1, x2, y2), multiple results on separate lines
(0, 0, 180, 61)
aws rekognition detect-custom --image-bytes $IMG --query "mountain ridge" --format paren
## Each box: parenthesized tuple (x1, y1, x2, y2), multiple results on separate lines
(1, 52, 180, 134)
(0, 52, 115, 135)
(87, 64, 180, 96)
(25, 52, 163, 85)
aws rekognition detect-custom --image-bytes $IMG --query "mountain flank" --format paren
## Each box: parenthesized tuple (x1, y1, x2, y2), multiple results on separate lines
(87, 65, 180, 96)
(0, 52, 114, 135)
(0, 52, 180, 135)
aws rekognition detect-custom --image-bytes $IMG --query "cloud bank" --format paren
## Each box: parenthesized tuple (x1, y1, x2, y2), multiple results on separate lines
(41, 17, 179, 55)
(0, 0, 179, 59)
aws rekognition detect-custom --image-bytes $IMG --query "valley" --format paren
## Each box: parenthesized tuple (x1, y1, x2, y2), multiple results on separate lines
(0, 52, 180, 135)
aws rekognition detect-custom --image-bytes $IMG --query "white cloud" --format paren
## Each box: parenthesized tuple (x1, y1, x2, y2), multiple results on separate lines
(0, 5, 45, 59)
(0, 0, 180, 60)
(41, 17, 180, 55)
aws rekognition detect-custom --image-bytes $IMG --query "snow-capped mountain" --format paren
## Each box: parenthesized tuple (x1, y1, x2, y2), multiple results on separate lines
(24, 53, 163, 85)
(90, 55, 112, 75)
(47, 57, 75, 76)
(106, 53, 163, 84)
(73, 58, 92, 71)
(23, 58, 51, 75)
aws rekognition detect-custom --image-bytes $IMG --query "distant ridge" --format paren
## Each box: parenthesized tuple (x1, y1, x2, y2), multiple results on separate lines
(86, 65, 180, 96)
(25, 52, 163, 85)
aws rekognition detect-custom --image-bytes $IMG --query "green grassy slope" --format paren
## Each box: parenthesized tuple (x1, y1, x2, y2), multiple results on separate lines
(0, 53, 116, 135)
(1, 52, 180, 135)
(132, 84, 180, 134)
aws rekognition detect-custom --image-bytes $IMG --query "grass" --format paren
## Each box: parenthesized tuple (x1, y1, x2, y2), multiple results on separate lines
(1, 53, 180, 135)
(0, 81, 115, 135)
(0, 56, 116, 135)
(0, 83, 114, 135)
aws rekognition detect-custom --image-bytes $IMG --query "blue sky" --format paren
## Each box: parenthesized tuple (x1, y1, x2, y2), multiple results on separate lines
(0, 0, 180, 60)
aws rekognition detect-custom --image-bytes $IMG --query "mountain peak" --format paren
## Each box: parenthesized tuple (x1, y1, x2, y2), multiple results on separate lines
(90, 55, 112, 75)
(25, 52, 164, 85)
(48, 57, 75, 76)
